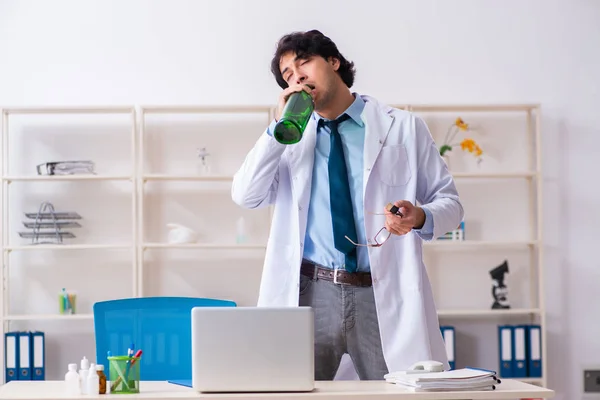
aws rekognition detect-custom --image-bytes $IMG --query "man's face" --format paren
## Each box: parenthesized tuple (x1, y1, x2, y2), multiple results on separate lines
(279, 51, 339, 110)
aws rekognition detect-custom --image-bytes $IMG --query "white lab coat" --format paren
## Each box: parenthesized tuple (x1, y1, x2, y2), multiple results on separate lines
(231, 94, 464, 377)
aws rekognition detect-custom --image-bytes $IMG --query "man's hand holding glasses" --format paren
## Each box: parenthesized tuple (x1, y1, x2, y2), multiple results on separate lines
(384, 200, 426, 236)
(345, 200, 426, 248)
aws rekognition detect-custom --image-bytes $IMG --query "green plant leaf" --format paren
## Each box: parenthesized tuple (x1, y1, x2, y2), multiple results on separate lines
(439, 144, 452, 156)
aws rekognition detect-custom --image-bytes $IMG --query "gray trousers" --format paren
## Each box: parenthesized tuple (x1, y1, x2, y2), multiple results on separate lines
(298, 273, 389, 380)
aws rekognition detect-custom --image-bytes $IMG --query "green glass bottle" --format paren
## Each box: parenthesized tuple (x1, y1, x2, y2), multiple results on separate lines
(273, 86, 315, 145)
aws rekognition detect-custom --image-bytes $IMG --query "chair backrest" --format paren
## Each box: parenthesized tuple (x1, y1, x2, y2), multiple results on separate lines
(93, 296, 236, 381)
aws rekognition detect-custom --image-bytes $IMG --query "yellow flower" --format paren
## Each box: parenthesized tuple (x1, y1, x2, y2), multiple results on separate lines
(455, 117, 469, 131)
(460, 138, 475, 151)
(460, 138, 483, 157)
(440, 117, 483, 164)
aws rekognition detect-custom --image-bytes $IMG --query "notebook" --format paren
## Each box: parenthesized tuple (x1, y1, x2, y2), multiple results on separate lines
(385, 367, 500, 392)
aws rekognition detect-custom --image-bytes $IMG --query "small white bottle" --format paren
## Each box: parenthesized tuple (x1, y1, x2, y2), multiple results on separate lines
(236, 217, 247, 244)
(87, 363, 99, 395)
(65, 363, 80, 395)
(78, 356, 89, 394)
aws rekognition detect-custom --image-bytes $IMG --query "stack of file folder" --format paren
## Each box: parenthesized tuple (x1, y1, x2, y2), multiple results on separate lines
(4, 331, 45, 382)
(498, 324, 542, 378)
(385, 367, 499, 392)
(36, 160, 95, 175)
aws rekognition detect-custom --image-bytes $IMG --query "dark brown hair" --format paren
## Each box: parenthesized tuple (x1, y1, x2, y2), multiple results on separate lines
(270, 30, 356, 89)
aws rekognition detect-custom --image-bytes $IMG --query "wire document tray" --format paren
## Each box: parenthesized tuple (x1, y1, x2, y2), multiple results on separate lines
(19, 201, 82, 245)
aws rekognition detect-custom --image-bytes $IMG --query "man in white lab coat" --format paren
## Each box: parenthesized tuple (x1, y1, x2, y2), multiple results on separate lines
(231, 30, 464, 380)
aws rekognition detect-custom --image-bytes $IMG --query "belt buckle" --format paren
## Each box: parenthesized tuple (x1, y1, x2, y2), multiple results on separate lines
(333, 267, 350, 286)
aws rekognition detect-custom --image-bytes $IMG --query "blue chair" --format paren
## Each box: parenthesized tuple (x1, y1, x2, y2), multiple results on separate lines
(93, 296, 236, 381)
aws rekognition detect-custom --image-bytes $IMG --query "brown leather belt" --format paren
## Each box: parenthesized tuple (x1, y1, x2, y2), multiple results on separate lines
(301, 261, 372, 287)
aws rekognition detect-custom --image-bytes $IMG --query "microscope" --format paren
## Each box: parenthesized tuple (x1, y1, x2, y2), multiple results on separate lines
(490, 260, 510, 309)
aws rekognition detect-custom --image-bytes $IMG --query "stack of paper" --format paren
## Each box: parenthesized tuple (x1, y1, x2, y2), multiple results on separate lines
(384, 368, 499, 392)
(36, 161, 96, 176)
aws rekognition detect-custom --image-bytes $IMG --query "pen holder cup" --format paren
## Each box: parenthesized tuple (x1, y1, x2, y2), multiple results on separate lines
(108, 356, 140, 394)
(58, 292, 76, 315)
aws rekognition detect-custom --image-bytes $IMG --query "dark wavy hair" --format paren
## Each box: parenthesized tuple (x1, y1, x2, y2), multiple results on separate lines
(270, 30, 356, 89)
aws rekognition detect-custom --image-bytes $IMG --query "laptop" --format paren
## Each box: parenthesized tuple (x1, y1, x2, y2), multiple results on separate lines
(191, 306, 315, 393)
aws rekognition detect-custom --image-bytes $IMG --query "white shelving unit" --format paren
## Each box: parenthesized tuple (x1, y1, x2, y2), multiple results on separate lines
(409, 104, 545, 387)
(0, 103, 545, 386)
(0, 106, 138, 384)
(136, 105, 274, 298)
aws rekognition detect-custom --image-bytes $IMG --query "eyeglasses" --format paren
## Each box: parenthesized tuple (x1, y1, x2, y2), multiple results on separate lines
(344, 203, 403, 248)
(345, 227, 391, 248)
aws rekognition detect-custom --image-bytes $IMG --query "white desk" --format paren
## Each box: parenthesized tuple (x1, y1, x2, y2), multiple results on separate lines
(0, 380, 554, 400)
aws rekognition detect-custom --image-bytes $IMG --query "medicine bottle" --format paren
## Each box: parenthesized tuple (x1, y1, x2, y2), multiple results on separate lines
(78, 356, 89, 394)
(65, 363, 80, 395)
(87, 363, 99, 395)
(273, 87, 314, 145)
(96, 364, 107, 394)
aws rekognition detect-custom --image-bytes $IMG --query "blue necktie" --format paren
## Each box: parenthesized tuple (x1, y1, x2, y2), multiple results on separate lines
(324, 114, 358, 273)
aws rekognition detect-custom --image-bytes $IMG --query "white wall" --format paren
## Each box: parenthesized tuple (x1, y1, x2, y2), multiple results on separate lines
(1, 0, 599, 398)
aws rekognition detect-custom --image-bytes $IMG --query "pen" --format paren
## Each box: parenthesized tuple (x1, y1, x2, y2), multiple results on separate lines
(62, 288, 72, 314)
(124, 344, 134, 380)
(110, 350, 142, 392)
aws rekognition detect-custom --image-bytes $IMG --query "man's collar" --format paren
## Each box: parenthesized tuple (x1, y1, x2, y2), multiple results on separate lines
(313, 93, 365, 127)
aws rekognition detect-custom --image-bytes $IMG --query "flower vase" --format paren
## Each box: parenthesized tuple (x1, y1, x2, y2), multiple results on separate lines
(196, 147, 211, 176)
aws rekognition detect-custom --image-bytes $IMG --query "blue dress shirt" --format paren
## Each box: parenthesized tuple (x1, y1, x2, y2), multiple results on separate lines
(267, 93, 434, 272)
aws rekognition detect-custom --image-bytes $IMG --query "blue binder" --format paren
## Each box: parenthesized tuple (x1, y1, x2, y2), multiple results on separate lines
(4, 332, 19, 382)
(17, 331, 31, 380)
(440, 326, 455, 370)
(31, 331, 45, 380)
(498, 325, 514, 377)
(512, 325, 527, 377)
(527, 324, 542, 377)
